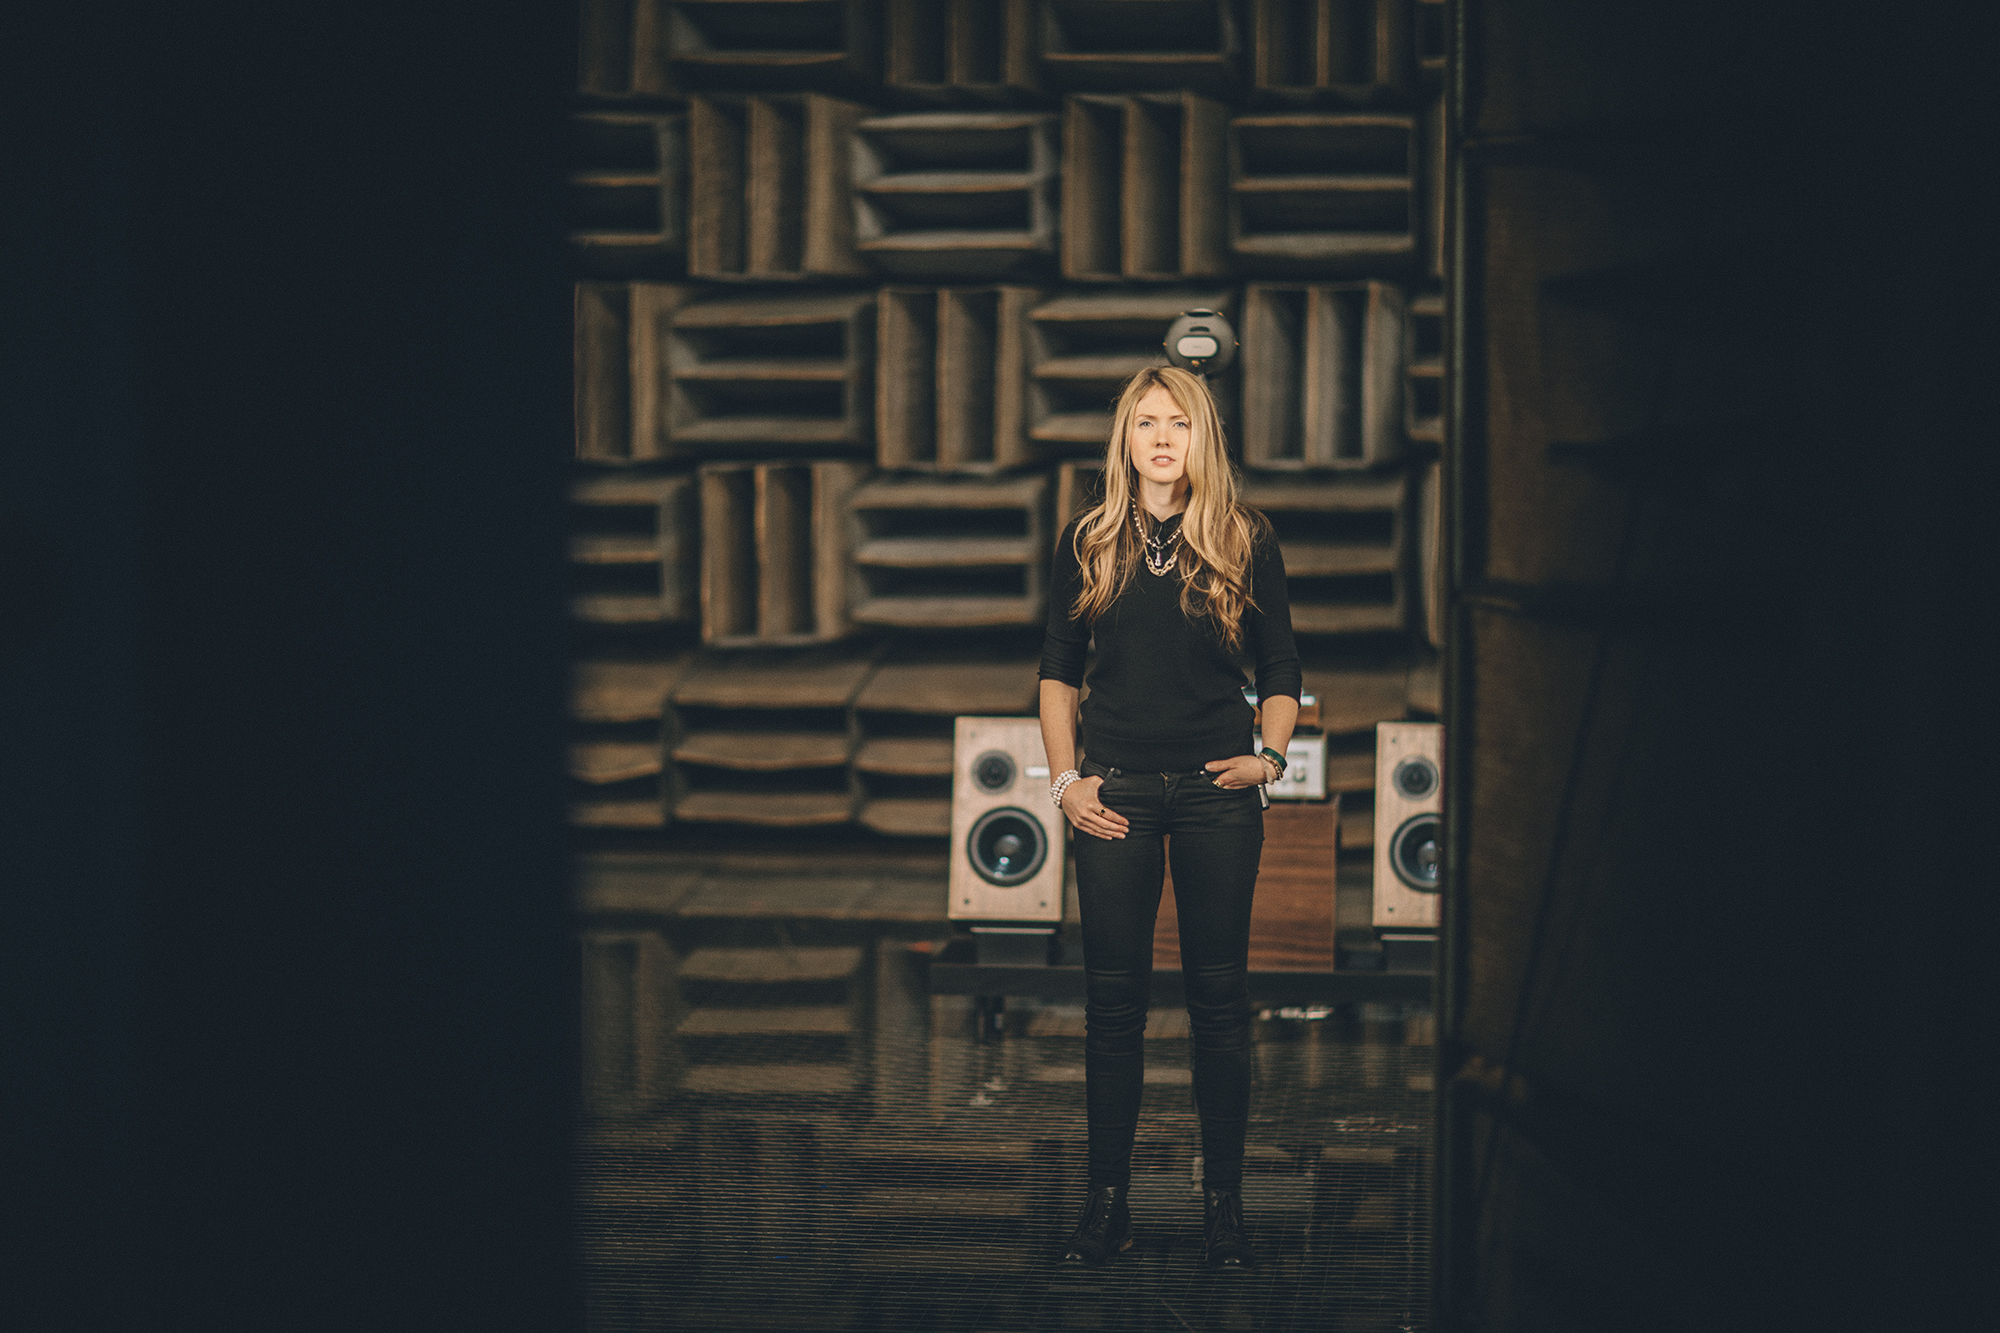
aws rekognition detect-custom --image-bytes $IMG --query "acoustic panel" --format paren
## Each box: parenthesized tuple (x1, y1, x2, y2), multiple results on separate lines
(1240, 281, 1406, 469)
(666, 646, 878, 827)
(1025, 288, 1238, 451)
(875, 285, 1044, 470)
(575, 282, 698, 465)
(1403, 288, 1443, 443)
(1241, 473, 1409, 636)
(885, 0, 1039, 98)
(853, 648, 1040, 839)
(581, 930, 677, 1111)
(1061, 92, 1229, 281)
(666, 291, 876, 452)
(571, 111, 687, 275)
(852, 111, 1059, 280)
(688, 93, 869, 280)
(1249, 0, 1412, 105)
(662, 0, 881, 93)
(1038, 0, 1244, 94)
(1228, 111, 1416, 274)
(579, 0, 672, 99)
(699, 460, 867, 646)
(571, 471, 700, 626)
(848, 472, 1051, 628)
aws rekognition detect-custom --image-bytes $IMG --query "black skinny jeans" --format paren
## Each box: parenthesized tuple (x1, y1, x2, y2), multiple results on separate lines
(1073, 757, 1262, 1191)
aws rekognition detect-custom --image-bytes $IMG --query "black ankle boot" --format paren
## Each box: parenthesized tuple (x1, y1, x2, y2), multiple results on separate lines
(1201, 1186, 1252, 1271)
(1058, 1183, 1133, 1267)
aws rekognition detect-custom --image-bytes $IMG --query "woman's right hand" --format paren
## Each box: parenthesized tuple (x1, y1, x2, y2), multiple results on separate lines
(1061, 775, 1130, 841)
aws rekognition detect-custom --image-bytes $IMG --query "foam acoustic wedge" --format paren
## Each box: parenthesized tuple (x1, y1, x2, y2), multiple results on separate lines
(948, 717, 1065, 923)
(1373, 721, 1442, 928)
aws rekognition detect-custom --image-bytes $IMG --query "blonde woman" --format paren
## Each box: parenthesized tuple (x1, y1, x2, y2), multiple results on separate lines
(1039, 366, 1300, 1273)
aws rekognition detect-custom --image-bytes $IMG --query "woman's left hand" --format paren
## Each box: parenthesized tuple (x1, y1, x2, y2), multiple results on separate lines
(1203, 754, 1270, 790)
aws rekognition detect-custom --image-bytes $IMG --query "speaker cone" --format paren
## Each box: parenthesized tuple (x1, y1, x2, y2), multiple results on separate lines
(971, 750, 1016, 794)
(1393, 756, 1438, 800)
(1390, 813, 1441, 892)
(966, 807, 1048, 887)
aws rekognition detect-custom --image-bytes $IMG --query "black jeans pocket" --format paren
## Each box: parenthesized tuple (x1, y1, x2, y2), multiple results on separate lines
(1182, 773, 1265, 832)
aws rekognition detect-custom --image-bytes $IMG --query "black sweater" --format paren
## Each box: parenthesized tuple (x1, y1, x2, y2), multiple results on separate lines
(1038, 511, 1302, 772)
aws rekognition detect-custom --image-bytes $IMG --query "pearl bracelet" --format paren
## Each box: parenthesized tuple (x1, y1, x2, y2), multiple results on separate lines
(1049, 769, 1081, 807)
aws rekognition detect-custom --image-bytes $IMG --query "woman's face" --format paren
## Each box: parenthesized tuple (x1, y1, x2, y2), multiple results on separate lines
(1127, 383, 1191, 489)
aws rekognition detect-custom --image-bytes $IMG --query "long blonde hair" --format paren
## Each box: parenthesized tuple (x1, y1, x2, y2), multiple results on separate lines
(1069, 366, 1264, 650)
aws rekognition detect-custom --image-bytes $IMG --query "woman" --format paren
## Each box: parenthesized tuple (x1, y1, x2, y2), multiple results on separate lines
(1038, 366, 1300, 1272)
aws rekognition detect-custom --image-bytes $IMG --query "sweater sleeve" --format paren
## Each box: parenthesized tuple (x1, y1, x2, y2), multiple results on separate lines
(1248, 525, 1302, 704)
(1038, 518, 1089, 687)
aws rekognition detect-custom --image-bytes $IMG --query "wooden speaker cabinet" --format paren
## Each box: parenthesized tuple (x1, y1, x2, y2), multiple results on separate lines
(949, 717, 1064, 923)
(1373, 720, 1441, 928)
(1154, 796, 1341, 973)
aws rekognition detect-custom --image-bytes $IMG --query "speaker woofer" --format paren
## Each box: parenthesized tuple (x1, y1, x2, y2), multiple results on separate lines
(971, 749, 1017, 793)
(966, 807, 1048, 888)
(1393, 756, 1438, 800)
(1389, 813, 1441, 892)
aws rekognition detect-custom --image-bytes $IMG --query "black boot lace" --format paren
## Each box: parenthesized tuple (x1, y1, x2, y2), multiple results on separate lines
(1074, 1186, 1116, 1242)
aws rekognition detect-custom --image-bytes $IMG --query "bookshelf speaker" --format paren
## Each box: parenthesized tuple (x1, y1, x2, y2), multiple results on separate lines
(1373, 721, 1442, 929)
(948, 716, 1065, 924)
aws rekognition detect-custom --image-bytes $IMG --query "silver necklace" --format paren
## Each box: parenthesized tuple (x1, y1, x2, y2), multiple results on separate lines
(1132, 503, 1183, 576)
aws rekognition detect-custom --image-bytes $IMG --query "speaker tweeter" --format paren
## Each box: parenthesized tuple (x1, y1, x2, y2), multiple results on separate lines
(1393, 755, 1437, 800)
(972, 750, 1017, 793)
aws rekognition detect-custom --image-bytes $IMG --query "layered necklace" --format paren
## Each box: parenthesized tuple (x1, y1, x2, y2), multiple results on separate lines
(1132, 502, 1184, 576)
